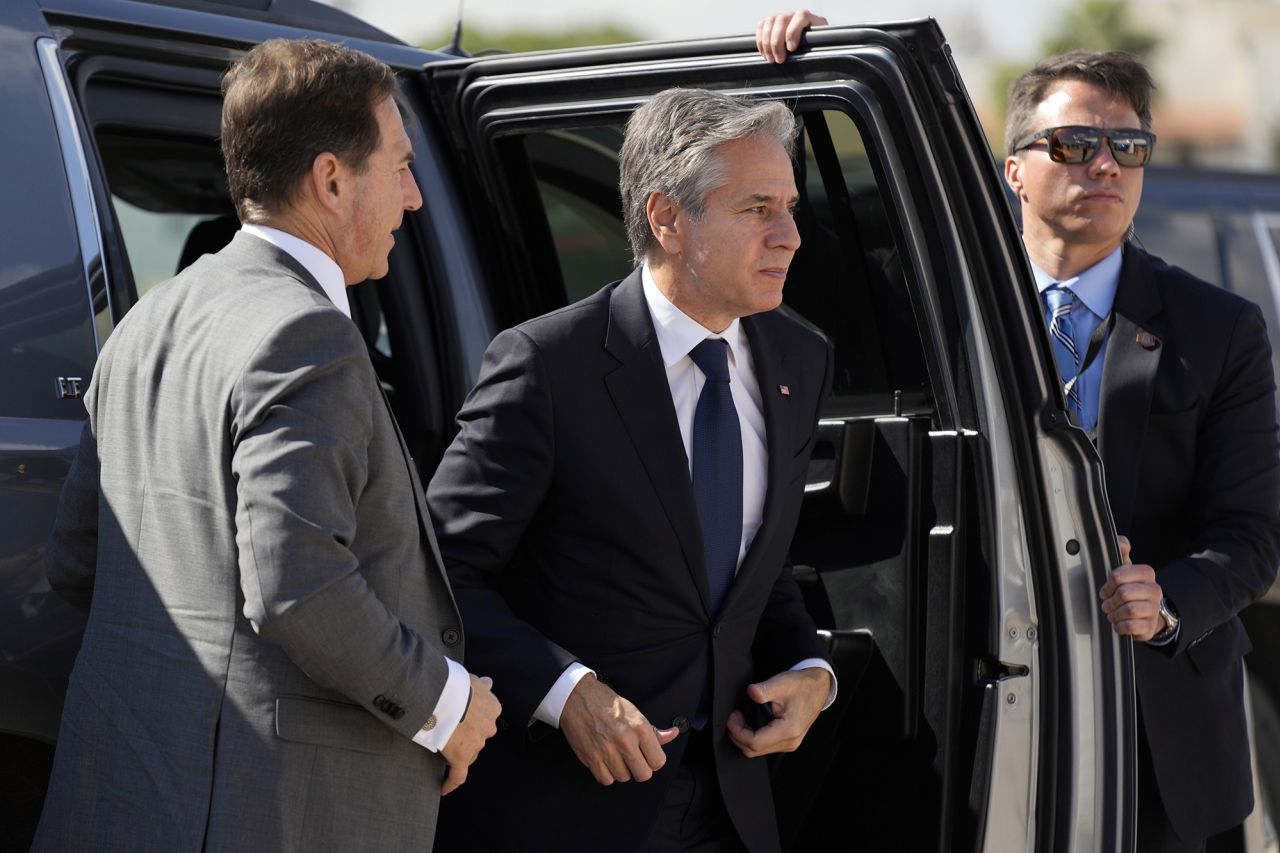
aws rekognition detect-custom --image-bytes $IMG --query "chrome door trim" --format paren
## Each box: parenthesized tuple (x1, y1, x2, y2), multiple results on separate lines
(36, 36, 112, 352)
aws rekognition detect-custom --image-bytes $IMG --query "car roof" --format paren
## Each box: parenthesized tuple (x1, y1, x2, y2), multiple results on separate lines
(34, 0, 404, 44)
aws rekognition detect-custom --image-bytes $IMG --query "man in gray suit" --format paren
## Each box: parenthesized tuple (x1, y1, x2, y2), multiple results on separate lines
(33, 39, 499, 851)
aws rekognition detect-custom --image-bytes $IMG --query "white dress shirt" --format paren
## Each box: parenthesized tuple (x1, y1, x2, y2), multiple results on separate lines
(239, 225, 471, 752)
(241, 224, 351, 319)
(533, 267, 836, 727)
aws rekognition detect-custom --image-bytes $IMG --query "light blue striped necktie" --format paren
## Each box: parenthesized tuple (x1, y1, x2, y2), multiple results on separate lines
(1043, 285, 1083, 418)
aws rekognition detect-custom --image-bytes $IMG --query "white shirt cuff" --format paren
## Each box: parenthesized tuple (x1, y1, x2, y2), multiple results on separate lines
(411, 658, 471, 752)
(533, 662, 597, 728)
(791, 658, 838, 711)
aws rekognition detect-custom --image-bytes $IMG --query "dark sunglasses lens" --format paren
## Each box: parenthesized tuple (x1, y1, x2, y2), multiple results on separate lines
(1109, 131, 1153, 166)
(1049, 128, 1100, 164)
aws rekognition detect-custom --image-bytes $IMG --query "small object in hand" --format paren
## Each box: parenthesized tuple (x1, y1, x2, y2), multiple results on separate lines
(742, 700, 775, 731)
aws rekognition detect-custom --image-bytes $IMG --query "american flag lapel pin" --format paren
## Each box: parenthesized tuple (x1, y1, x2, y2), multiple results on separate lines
(1135, 329, 1160, 351)
(779, 384, 791, 396)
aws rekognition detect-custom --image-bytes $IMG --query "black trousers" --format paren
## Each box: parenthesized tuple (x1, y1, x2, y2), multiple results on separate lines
(647, 730, 748, 853)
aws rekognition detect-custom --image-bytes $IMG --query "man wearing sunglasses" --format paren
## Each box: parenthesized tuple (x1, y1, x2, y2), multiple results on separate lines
(1003, 51, 1280, 853)
(760, 16, 1280, 853)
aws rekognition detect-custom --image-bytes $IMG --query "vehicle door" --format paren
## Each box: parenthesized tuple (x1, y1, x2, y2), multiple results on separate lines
(0, 0, 115, 840)
(422, 23, 1137, 852)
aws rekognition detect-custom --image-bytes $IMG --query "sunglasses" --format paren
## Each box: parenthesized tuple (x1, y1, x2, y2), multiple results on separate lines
(1012, 125, 1156, 168)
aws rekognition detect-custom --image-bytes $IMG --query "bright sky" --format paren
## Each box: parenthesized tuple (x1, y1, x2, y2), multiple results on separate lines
(322, 0, 1060, 62)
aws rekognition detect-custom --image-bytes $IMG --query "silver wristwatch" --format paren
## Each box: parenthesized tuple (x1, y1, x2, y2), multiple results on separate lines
(1154, 597, 1180, 641)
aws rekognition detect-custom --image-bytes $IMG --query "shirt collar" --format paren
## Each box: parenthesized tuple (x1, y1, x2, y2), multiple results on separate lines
(241, 223, 350, 319)
(640, 264, 746, 368)
(1030, 243, 1123, 319)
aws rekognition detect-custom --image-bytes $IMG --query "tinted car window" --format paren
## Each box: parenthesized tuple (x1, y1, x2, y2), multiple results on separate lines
(112, 198, 221, 296)
(522, 109, 930, 413)
(537, 179, 632, 304)
(793, 110, 927, 407)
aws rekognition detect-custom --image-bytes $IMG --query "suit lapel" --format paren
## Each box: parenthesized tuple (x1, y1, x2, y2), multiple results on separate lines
(720, 313, 793, 615)
(1098, 245, 1165, 533)
(376, 384, 459, 605)
(603, 272, 711, 614)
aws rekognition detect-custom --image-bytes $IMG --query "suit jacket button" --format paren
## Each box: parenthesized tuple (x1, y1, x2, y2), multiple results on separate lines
(712, 623, 722, 639)
(672, 716, 690, 735)
(441, 627, 461, 647)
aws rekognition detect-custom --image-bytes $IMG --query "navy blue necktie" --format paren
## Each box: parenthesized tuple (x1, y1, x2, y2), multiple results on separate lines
(688, 339, 742, 616)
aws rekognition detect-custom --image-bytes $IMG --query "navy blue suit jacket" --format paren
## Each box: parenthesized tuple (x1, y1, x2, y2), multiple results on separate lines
(427, 270, 832, 852)
(1099, 244, 1280, 840)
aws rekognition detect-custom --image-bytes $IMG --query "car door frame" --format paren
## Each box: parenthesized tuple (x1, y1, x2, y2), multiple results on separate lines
(421, 23, 1137, 852)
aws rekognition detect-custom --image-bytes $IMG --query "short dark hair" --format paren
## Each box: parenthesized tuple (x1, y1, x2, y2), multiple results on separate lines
(1004, 51, 1156, 155)
(221, 39, 396, 222)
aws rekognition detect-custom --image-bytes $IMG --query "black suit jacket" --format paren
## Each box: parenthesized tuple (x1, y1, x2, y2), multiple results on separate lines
(427, 271, 832, 852)
(1098, 244, 1280, 841)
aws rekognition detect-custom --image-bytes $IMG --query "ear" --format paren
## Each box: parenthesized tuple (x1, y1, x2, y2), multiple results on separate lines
(647, 191, 682, 256)
(309, 151, 344, 214)
(1003, 154, 1024, 200)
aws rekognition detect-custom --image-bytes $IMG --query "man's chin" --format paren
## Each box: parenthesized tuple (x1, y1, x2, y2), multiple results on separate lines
(742, 293, 785, 318)
(1079, 225, 1131, 252)
(342, 266, 389, 286)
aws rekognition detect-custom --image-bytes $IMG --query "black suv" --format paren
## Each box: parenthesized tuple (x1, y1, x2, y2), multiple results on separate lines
(2, 1, 1273, 850)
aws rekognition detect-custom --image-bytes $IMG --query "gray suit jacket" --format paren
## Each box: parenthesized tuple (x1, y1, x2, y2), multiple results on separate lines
(34, 232, 462, 851)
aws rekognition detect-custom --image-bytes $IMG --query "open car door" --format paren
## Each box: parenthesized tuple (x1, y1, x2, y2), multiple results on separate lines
(422, 21, 1136, 853)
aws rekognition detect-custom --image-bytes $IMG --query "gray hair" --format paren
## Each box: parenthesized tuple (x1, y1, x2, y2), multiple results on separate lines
(619, 88, 798, 263)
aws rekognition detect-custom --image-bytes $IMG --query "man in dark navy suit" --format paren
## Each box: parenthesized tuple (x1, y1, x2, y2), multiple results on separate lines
(1002, 51, 1280, 852)
(428, 87, 835, 852)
